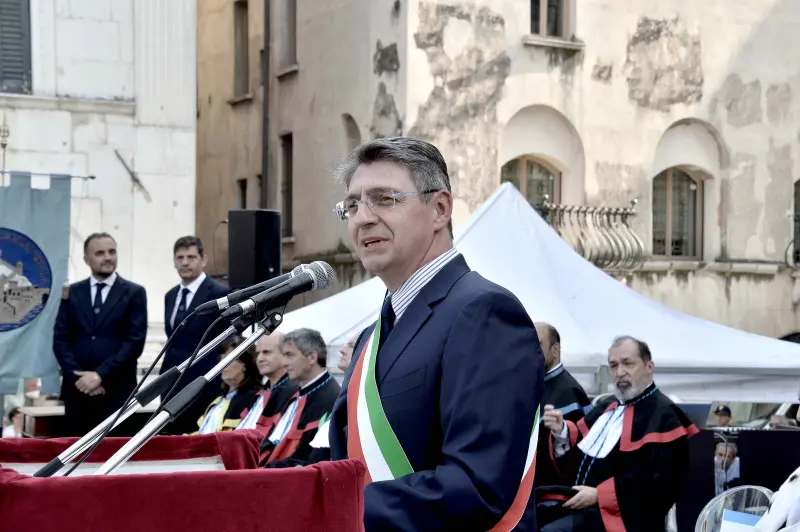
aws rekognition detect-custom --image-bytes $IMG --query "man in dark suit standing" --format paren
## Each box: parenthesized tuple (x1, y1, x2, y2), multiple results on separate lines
(54, 233, 148, 437)
(328, 137, 545, 531)
(161, 236, 231, 435)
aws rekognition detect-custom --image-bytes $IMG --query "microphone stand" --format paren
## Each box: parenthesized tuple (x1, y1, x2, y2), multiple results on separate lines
(33, 316, 254, 478)
(93, 311, 284, 476)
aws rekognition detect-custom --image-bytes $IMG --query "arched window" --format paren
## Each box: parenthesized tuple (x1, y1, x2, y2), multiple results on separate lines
(501, 156, 561, 206)
(652, 167, 703, 258)
(342, 113, 361, 152)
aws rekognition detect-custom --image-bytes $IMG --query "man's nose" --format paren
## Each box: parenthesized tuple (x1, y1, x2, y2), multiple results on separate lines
(351, 201, 378, 225)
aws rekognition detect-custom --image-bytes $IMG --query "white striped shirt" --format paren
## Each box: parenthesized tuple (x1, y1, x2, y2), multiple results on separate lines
(390, 248, 460, 322)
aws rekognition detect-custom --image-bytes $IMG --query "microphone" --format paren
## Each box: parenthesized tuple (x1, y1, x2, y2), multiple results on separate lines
(195, 264, 308, 315)
(221, 261, 335, 319)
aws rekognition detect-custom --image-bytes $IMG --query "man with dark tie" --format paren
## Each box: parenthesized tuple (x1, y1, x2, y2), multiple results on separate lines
(327, 137, 544, 531)
(53, 233, 148, 436)
(160, 236, 231, 435)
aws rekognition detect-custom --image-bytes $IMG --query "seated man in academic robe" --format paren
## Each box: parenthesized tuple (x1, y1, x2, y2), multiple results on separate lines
(534, 322, 591, 490)
(259, 328, 341, 468)
(540, 335, 698, 532)
(237, 332, 299, 436)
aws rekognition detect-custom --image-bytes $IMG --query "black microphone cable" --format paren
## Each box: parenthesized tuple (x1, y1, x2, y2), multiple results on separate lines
(145, 315, 226, 426)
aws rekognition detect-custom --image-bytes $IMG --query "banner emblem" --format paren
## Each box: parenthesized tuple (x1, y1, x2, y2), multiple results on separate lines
(0, 228, 52, 332)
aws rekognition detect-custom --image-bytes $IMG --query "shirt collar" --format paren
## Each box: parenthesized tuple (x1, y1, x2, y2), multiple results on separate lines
(546, 362, 564, 375)
(299, 369, 329, 394)
(90, 272, 118, 288)
(389, 248, 460, 321)
(179, 272, 207, 294)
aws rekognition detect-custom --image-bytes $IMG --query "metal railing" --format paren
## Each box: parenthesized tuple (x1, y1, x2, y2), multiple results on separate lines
(538, 196, 647, 271)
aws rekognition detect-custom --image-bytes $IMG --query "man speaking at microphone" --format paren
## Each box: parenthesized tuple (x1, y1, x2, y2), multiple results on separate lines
(327, 137, 544, 531)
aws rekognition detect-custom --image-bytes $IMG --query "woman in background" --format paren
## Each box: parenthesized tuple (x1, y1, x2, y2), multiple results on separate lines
(2, 407, 23, 438)
(194, 336, 262, 434)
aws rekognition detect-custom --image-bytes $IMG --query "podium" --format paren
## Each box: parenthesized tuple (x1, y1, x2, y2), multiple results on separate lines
(0, 430, 366, 531)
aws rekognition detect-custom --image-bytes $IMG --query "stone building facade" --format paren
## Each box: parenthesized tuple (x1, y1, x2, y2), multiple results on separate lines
(197, 0, 800, 337)
(0, 0, 197, 328)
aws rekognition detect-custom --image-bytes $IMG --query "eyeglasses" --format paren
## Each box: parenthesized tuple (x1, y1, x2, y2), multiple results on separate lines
(333, 189, 439, 221)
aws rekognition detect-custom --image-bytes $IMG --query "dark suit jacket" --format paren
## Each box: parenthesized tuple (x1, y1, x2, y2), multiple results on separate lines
(329, 255, 545, 531)
(53, 276, 148, 407)
(161, 275, 231, 430)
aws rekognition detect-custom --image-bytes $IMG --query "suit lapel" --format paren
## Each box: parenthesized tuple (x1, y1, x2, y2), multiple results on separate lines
(165, 286, 179, 335)
(95, 277, 126, 328)
(375, 255, 470, 387)
(376, 298, 431, 387)
(189, 277, 212, 312)
(75, 280, 94, 328)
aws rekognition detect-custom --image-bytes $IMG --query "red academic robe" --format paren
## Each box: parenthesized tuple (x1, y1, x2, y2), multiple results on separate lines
(259, 372, 340, 468)
(239, 374, 298, 437)
(549, 383, 699, 532)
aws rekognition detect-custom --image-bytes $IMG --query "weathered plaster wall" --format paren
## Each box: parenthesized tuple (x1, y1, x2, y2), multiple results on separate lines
(621, 267, 797, 338)
(406, 1, 511, 218)
(399, 0, 800, 336)
(232, 0, 800, 336)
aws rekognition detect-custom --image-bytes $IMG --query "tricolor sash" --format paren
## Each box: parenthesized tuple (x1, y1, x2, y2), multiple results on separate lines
(346, 312, 540, 531)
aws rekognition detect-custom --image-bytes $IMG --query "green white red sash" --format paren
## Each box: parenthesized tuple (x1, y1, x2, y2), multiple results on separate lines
(346, 311, 540, 531)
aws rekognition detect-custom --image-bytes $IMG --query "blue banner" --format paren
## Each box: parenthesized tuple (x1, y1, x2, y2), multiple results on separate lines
(0, 172, 70, 394)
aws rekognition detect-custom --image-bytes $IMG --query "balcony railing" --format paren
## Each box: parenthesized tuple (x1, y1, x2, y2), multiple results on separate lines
(538, 196, 646, 271)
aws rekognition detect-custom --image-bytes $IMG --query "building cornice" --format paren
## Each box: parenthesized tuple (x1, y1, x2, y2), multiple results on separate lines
(0, 93, 135, 116)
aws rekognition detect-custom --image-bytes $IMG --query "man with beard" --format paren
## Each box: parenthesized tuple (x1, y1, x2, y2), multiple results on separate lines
(534, 322, 591, 489)
(54, 233, 147, 436)
(540, 336, 698, 532)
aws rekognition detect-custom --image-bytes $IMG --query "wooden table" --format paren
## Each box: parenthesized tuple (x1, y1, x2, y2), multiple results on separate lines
(20, 400, 159, 439)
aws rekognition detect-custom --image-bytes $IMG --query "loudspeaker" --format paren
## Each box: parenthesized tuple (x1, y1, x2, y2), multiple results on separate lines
(227, 209, 282, 290)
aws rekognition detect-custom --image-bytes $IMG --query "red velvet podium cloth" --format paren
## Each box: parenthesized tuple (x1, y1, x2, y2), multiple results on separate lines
(0, 429, 262, 470)
(0, 431, 366, 532)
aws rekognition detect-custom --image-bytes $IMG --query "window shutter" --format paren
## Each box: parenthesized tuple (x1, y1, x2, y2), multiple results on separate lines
(0, 0, 32, 94)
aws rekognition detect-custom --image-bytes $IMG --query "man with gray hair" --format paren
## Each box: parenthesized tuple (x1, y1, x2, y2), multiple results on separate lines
(327, 136, 543, 531)
(237, 332, 299, 437)
(540, 336, 698, 531)
(259, 328, 340, 468)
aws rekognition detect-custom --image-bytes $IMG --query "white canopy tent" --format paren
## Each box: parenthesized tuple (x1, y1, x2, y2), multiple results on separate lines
(277, 183, 800, 403)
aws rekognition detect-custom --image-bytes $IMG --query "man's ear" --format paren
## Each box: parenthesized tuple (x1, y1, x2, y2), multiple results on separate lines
(432, 190, 453, 232)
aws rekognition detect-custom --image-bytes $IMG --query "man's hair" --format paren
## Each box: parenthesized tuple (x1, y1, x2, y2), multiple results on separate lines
(610, 335, 652, 362)
(282, 328, 328, 367)
(334, 136, 454, 236)
(543, 323, 560, 346)
(218, 335, 260, 393)
(8, 407, 20, 420)
(715, 441, 737, 455)
(173, 236, 205, 257)
(83, 233, 116, 254)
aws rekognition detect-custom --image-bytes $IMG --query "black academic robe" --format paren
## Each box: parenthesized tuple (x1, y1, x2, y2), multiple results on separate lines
(549, 383, 698, 532)
(193, 384, 261, 434)
(536, 365, 591, 488)
(239, 374, 299, 437)
(259, 371, 341, 468)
